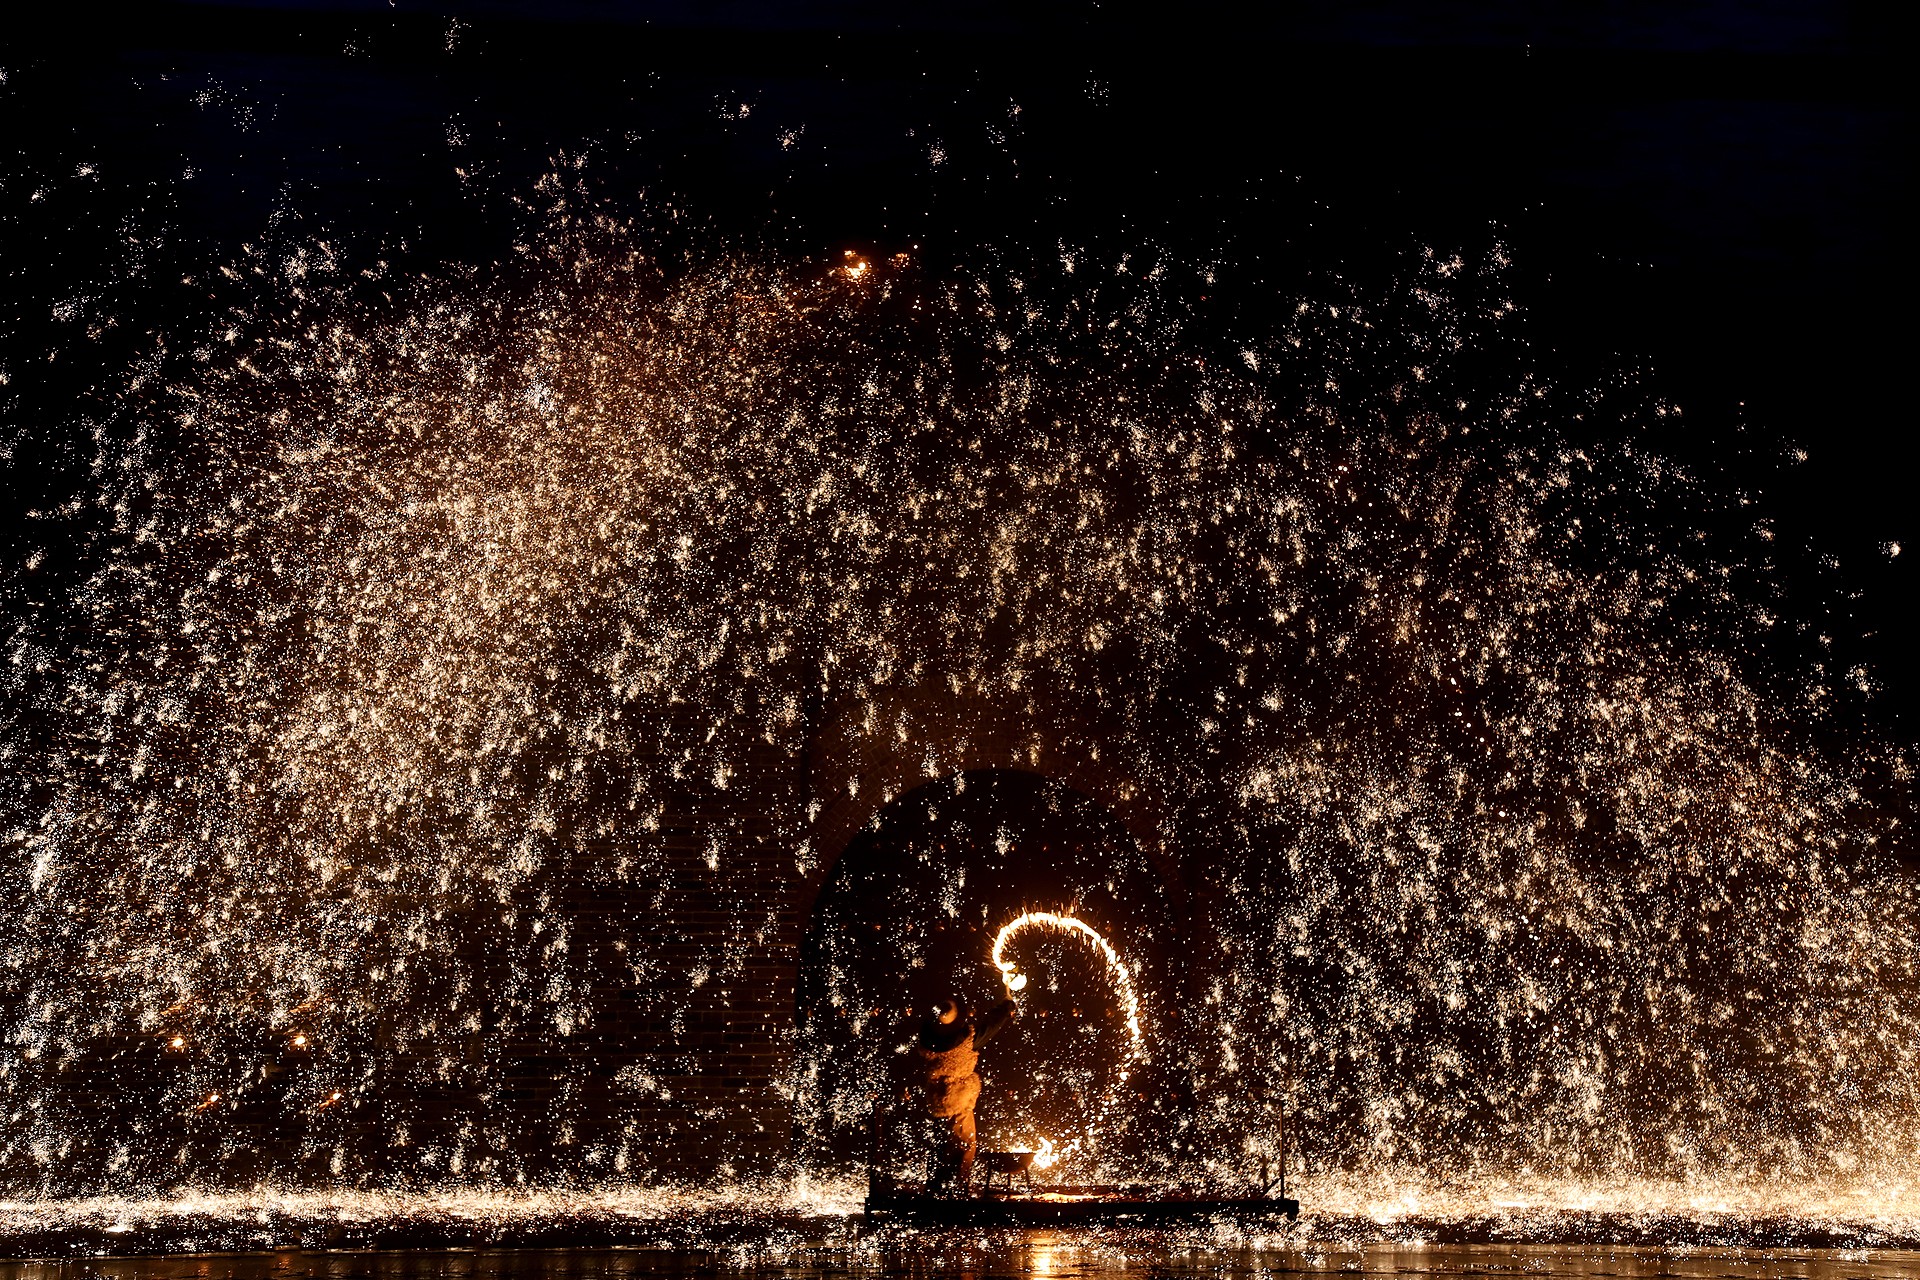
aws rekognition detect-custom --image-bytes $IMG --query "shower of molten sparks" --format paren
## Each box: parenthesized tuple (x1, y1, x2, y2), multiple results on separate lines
(991, 911, 1143, 1054)
(1030, 1136, 1059, 1170)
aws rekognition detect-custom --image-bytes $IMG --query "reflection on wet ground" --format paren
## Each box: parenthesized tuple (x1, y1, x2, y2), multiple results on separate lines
(3, 1239, 1917, 1280)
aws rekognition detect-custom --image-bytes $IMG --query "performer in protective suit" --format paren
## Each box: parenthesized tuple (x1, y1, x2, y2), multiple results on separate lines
(908, 994, 1017, 1197)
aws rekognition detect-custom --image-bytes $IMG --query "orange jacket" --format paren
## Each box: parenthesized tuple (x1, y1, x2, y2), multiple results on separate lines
(910, 999, 1016, 1118)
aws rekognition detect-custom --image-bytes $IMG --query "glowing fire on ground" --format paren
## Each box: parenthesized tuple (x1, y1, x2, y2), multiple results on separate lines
(991, 911, 1143, 1054)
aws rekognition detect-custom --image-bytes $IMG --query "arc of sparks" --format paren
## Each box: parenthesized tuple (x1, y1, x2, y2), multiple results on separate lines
(991, 911, 1143, 1055)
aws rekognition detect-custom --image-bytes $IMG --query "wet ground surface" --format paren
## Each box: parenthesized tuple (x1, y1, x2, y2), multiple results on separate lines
(2, 1186, 1914, 1262)
(4, 1240, 1920, 1280)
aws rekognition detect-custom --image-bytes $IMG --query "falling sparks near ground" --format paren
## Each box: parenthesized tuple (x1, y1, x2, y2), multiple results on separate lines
(993, 912, 1144, 1052)
(0, 1177, 1917, 1253)
(0, 176, 1914, 1231)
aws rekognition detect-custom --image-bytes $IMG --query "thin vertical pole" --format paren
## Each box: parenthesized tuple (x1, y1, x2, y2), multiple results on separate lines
(867, 1095, 884, 1199)
(1278, 982, 1296, 1202)
(1279, 1041, 1290, 1200)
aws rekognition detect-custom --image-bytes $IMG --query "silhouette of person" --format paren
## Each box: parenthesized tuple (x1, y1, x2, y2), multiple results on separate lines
(906, 993, 1017, 1197)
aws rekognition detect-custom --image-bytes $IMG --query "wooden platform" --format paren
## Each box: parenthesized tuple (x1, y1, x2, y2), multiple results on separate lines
(864, 1186, 1302, 1227)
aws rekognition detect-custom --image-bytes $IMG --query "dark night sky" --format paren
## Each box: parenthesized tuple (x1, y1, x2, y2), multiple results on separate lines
(2, 0, 1913, 731)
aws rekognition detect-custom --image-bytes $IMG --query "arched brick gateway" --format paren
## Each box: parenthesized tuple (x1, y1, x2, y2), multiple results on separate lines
(579, 678, 1181, 1177)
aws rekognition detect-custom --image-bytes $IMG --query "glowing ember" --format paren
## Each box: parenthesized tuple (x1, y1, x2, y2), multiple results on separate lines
(992, 911, 1144, 1054)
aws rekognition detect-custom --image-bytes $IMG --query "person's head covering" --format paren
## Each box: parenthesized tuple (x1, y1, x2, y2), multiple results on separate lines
(918, 994, 972, 1051)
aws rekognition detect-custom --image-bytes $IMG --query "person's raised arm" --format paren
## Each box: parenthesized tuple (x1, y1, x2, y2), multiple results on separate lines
(974, 997, 1018, 1045)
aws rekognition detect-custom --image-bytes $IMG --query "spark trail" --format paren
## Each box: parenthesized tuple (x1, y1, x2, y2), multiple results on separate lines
(992, 911, 1144, 1052)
